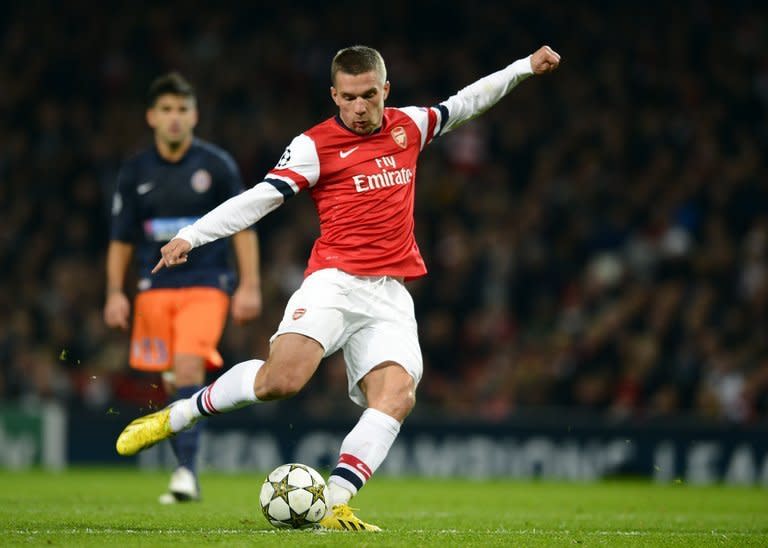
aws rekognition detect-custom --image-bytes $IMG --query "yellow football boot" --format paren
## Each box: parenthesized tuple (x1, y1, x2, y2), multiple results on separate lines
(319, 504, 381, 532)
(116, 407, 173, 456)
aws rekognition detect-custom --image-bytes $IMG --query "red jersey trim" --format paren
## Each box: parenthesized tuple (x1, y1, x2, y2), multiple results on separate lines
(267, 168, 311, 192)
(425, 108, 439, 146)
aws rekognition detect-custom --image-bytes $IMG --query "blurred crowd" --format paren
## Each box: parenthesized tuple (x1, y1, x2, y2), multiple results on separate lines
(1, 1, 766, 423)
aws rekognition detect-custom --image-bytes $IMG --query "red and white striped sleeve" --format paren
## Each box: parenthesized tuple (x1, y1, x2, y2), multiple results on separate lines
(398, 106, 443, 150)
(263, 133, 320, 199)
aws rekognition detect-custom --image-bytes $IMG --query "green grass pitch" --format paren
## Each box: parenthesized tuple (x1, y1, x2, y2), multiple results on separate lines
(1, 468, 766, 546)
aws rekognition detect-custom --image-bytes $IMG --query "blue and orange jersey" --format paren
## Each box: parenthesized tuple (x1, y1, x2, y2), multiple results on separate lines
(110, 138, 245, 291)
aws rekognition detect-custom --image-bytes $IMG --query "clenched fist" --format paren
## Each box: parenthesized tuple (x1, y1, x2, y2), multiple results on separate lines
(530, 45, 561, 75)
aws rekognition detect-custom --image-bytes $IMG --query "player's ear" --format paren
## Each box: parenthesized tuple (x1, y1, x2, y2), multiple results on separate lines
(330, 86, 341, 107)
(190, 105, 199, 129)
(146, 108, 156, 129)
(382, 81, 390, 101)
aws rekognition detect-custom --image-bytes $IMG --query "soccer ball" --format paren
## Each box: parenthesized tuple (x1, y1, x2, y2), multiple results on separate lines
(259, 463, 329, 529)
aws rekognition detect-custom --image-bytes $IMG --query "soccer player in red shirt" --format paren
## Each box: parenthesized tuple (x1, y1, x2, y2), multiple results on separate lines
(116, 45, 560, 530)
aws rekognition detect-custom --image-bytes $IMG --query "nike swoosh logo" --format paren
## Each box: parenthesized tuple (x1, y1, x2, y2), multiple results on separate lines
(137, 182, 155, 195)
(339, 146, 359, 159)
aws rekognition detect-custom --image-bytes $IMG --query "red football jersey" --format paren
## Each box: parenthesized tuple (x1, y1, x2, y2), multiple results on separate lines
(264, 107, 442, 280)
(178, 57, 534, 279)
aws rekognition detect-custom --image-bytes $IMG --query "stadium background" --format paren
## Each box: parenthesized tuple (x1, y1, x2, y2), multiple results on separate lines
(0, 1, 766, 481)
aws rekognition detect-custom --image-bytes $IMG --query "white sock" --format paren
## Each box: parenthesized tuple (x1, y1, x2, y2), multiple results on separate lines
(327, 482, 353, 507)
(169, 359, 264, 432)
(327, 408, 401, 501)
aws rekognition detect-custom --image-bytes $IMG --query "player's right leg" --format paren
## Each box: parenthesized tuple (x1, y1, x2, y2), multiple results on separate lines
(117, 268, 346, 456)
(115, 335, 325, 456)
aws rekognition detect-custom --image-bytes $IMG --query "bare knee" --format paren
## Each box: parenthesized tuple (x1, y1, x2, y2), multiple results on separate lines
(380, 393, 416, 422)
(382, 386, 416, 422)
(254, 364, 304, 400)
(361, 363, 417, 422)
(253, 334, 324, 401)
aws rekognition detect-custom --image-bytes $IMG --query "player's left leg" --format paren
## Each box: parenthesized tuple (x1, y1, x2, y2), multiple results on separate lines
(320, 362, 415, 532)
(320, 276, 422, 532)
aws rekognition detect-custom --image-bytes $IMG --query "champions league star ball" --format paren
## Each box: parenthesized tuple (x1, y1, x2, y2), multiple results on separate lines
(259, 463, 329, 529)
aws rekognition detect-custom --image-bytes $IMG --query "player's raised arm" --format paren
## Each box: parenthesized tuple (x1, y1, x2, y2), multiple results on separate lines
(434, 45, 560, 136)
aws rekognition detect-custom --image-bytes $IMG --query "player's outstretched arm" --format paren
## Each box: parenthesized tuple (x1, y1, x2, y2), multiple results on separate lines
(151, 181, 290, 273)
(435, 44, 561, 136)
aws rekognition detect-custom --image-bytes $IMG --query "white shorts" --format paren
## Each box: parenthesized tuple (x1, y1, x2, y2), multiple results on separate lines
(271, 268, 423, 407)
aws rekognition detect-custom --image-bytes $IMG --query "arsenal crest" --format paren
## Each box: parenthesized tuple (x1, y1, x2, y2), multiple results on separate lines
(391, 126, 407, 149)
(292, 308, 306, 320)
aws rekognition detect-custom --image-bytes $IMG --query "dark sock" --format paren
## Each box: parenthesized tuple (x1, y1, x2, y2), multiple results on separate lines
(170, 385, 202, 475)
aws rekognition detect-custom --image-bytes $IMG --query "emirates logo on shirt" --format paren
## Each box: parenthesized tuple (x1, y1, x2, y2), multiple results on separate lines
(391, 126, 407, 149)
(352, 155, 414, 193)
(292, 308, 306, 320)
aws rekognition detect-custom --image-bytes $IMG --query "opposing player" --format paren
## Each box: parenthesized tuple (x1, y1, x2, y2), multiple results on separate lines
(104, 72, 262, 504)
(116, 46, 560, 529)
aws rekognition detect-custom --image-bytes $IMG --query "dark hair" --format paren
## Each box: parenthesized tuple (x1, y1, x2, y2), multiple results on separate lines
(330, 45, 386, 85)
(147, 72, 196, 107)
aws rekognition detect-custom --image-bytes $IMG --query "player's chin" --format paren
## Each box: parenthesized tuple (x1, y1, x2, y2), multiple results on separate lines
(352, 121, 371, 134)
